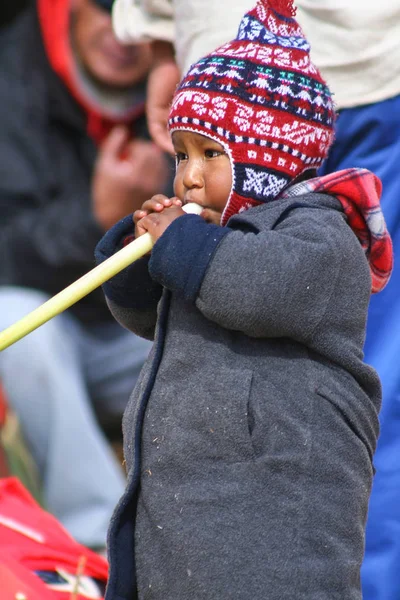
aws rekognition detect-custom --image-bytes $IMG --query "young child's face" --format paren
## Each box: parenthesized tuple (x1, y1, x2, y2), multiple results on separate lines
(172, 131, 232, 225)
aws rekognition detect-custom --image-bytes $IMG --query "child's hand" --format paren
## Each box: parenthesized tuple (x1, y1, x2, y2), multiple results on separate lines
(133, 194, 182, 226)
(134, 195, 185, 243)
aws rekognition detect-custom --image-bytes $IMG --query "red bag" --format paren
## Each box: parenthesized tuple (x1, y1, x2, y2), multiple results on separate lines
(0, 477, 108, 599)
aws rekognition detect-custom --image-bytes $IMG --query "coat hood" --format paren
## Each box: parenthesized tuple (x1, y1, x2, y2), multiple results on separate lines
(280, 168, 393, 294)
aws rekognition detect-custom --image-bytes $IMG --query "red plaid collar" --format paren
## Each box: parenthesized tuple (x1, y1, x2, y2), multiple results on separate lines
(280, 168, 393, 293)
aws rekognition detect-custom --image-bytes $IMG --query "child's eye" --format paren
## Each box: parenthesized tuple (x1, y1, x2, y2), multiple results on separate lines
(205, 149, 223, 159)
(175, 152, 188, 164)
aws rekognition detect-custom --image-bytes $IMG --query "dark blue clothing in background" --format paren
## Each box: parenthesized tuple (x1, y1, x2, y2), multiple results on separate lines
(320, 94, 400, 600)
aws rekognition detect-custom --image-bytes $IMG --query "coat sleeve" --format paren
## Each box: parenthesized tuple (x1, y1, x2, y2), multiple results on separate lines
(95, 216, 162, 340)
(148, 207, 349, 340)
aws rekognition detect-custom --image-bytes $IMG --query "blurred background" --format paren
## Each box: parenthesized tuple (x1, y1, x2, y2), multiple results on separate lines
(0, 0, 29, 27)
(0, 2, 399, 600)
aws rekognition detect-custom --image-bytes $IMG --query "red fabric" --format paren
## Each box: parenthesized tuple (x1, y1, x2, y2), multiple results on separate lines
(0, 477, 108, 599)
(36, 0, 144, 144)
(272, 0, 297, 18)
(280, 168, 393, 293)
(0, 560, 49, 600)
(0, 382, 8, 426)
(0, 386, 9, 477)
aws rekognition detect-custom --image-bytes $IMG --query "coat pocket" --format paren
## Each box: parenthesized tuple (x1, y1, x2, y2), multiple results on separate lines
(315, 382, 378, 463)
(194, 366, 255, 463)
(143, 366, 255, 466)
(248, 374, 314, 463)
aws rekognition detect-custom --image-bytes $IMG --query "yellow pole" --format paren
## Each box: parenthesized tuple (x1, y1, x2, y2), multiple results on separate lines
(0, 203, 202, 352)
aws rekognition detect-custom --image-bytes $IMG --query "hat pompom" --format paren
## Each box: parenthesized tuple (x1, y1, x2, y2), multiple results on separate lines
(268, 0, 297, 18)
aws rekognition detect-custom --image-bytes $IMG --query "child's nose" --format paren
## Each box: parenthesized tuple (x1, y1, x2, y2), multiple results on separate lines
(183, 159, 203, 190)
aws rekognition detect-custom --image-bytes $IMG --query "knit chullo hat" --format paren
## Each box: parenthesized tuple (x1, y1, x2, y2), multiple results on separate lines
(168, 0, 336, 226)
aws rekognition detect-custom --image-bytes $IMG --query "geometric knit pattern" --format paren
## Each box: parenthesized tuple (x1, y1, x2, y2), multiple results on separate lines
(280, 168, 393, 293)
(168, 0, 336, 225)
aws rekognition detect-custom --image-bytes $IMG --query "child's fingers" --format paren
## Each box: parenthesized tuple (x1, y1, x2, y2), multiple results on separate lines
(138, 198, 166, 215)
(133, 209, 148, 225)
(133, 196, 183, 227)
(148, 195, 171, 210)
(135, 215, 150, 238)
(141, 195, 182, 214)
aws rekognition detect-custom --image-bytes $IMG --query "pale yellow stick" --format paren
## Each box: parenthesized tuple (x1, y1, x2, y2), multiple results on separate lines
(0, 203, 202, 352)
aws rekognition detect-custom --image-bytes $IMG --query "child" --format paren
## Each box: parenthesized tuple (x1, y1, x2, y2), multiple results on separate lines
(95, 1, 393, 598)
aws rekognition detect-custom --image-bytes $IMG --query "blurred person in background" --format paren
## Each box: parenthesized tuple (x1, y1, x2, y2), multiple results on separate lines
(0, 0, 29, 28)
(111, 0, 255, 153)
(0, 0, 171, 551)
(113, 0, 400, 597)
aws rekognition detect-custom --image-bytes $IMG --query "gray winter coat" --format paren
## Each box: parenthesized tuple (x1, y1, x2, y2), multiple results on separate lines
(95, 192, 381, 600)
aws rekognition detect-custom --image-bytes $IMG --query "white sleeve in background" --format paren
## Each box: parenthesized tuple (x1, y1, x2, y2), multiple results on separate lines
(295, 0, 400, 109)
(173, 0, 255, 73)
(112, 0, 255, 74)
(112, 0, 174, 45)
(111, 0, 400, 109)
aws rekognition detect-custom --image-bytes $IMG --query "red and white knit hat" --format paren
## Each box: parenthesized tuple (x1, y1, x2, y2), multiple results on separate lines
(168, 0, 336, 225)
